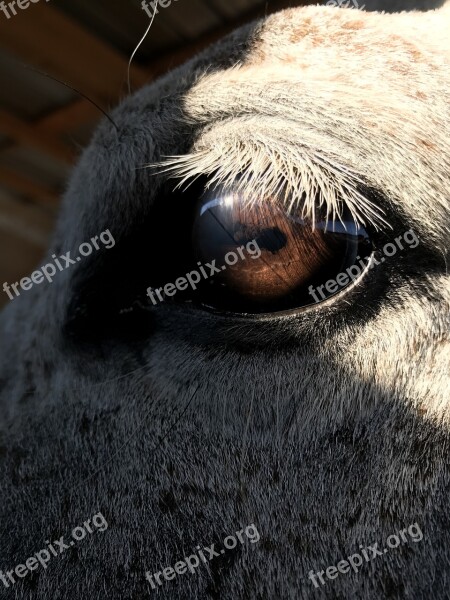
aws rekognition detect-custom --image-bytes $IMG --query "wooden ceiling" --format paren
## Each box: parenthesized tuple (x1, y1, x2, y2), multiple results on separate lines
(0, 0, 311, 306)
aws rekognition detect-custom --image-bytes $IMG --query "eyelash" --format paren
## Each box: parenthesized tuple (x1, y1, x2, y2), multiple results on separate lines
(146, 128, 391, 233)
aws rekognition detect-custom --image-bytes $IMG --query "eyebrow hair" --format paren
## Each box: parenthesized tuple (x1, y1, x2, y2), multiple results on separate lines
(149, 115, 389, 230)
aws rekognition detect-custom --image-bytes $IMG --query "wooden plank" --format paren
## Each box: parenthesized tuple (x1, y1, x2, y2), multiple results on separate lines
(159, 0, 222, 40)
(0, 109, 75, 164)
(0, 191, 55, 248)
(53, 0, 184, 56)
(0, 3, 151, 106)
(36, 100, 101, 136)
(207, 0, 249, 19)
(0, 166, 59, 206)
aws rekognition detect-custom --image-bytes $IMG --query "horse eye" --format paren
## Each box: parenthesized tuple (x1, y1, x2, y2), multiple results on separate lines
(191, 186, 373, 314)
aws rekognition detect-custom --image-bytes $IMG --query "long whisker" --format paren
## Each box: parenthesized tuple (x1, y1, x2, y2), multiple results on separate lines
(127, 0, 159, 95)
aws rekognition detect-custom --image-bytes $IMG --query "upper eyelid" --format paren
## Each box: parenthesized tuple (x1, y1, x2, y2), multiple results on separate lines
(148, 116, 390, 232)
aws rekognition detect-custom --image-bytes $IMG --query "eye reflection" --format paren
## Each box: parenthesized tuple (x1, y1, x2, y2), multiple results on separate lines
(191, 186, 373, 314)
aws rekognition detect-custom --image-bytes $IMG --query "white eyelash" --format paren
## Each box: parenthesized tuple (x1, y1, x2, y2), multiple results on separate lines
(148, 130, 389, 231)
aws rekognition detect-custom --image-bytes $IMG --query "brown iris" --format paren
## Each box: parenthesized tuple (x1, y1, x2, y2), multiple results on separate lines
(191, 186, 372, 314)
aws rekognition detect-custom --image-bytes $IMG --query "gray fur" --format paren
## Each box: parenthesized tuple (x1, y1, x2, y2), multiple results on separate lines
(0, 2, 449, 599)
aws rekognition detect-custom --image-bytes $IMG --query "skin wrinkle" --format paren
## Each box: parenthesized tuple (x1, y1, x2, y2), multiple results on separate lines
(0, 1, 449, 599)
